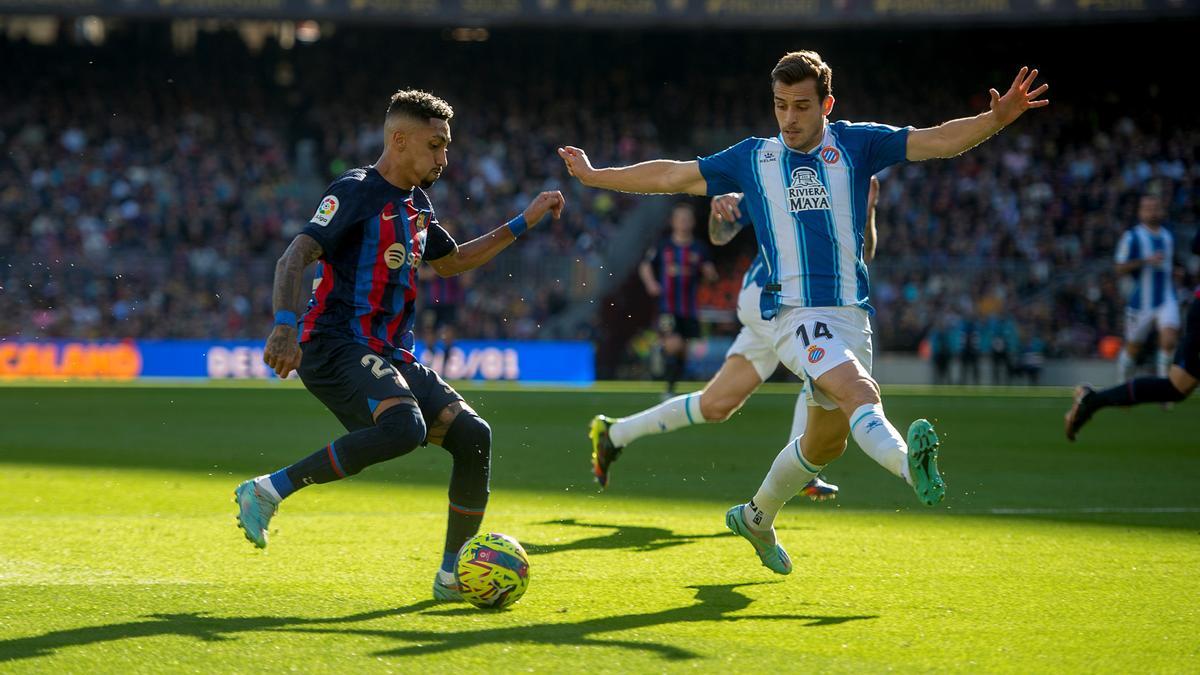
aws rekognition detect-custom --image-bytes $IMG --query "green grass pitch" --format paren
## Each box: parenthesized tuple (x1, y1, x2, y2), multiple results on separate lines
(1, 381, 1197, 672)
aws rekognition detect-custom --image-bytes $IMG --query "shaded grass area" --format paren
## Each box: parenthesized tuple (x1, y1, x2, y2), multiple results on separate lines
(1, 385, 1197, 526)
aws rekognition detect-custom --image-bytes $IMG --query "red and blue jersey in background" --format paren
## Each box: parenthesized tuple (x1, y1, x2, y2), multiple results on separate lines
(299, 167, 457, 362)
(426, 274, 464, 308)
(646, 238, 712, 318)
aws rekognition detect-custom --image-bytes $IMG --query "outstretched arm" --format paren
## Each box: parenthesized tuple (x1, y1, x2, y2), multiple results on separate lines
(907, 67, 1049, 161)
(428, 191, 565, 277)
(557, 147, 708, 196)
(263, 233, 324, 378)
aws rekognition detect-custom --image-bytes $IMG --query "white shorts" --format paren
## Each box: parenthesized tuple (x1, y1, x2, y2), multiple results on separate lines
(725, 283, 781, 381)
(774, 304, 873, 411)
(1124, 302, 1181, 344)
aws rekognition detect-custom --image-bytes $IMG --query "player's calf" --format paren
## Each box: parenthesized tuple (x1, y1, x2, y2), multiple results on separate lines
(697, 387, 746, 422)
(1066, 377, 1191, 441)
(439, 411, 492, 579)
(279, 401, 425, 491)
(236, 399, 426, 548)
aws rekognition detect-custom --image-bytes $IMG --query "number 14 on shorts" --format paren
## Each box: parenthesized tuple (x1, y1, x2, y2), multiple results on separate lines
(796, 321, 834, 347)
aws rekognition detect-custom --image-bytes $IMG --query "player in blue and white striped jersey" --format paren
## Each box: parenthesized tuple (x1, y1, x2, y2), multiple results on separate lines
(587, 179, 877, 500)
(1114, 194, 1179, 381)
(559, 51, 1049, 574)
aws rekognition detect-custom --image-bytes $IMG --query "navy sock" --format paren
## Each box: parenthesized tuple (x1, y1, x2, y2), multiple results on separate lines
(665, 355, 685, 390)
(270, 401, 426, 500)
(1087, 377, 1186, 410)
(440, 412, 492, 571)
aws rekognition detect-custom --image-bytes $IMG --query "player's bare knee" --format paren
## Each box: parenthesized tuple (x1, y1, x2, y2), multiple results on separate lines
(834, 377, 880, 416)
(806, 438, 847, 465)
(699, 390, 741, 422)
(1168, 366, 1198, 398)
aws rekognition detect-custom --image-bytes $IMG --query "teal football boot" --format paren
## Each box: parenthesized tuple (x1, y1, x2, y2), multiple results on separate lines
(725, 504, 792, 575)
(234, 479, 278, 549)
(906, 419, 945, 506)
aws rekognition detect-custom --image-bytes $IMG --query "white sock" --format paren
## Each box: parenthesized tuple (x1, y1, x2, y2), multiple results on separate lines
(1117, 350, 1133, 381)
(744, 438, 823, 531)
(253, 474, 282, 501)
(849, 403, 910, 483)
(1156, 349, 1171, 378)
(608, 392, 704, 448)
(789, 393, 809, 443)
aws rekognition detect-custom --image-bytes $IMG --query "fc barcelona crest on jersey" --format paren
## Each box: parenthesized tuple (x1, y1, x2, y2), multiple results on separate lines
(414, 212, 430, 231)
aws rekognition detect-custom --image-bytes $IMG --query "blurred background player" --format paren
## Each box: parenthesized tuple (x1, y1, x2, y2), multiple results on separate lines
(638, 202, 718, 397)
(589, 176, 881, 499)
(560, 51, 1048, 575)
(1114, 194, 1179, 382)
(233, 89, 565, 602)
(1066, 229, 1200, 440)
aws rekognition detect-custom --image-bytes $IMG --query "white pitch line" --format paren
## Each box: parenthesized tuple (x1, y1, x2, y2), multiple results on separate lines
(983, 507, 1200, 515)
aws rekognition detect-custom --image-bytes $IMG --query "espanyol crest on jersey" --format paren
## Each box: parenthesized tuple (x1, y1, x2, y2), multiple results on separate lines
(697, 120, 911, 320)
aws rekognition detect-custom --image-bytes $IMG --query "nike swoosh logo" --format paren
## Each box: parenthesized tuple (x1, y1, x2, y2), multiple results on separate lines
(381, 213, 399, 221)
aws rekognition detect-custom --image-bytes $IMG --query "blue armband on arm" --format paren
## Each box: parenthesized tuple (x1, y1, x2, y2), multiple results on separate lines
(274, 310, 298, 327)
(506, 214, 528, 238)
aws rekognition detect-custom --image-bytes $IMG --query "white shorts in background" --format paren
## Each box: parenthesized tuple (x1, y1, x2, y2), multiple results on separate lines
(773, 304, 873, 411)
(725, 282, 781, 382)
(1124, 302, 1181, 344)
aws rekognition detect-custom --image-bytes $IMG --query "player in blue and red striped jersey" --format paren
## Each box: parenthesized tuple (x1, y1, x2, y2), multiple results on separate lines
(232, 89, 565, 603)
(1067, 228, 1200, 440)
(639, 202, 718, 396)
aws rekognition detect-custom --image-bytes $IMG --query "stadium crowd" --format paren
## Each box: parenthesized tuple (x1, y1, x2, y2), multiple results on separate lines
(1, 24, 1197, 376)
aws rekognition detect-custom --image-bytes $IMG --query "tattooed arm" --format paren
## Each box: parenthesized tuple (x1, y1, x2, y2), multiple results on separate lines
(263, 233, 323, 378)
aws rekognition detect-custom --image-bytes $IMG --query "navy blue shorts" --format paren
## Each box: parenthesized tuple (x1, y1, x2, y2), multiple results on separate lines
(298, 337, 463, 434)
(658, 313, 701, 339)
(1175, 299, 1200, 379)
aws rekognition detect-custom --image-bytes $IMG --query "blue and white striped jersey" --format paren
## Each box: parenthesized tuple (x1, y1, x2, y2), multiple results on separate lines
(699, 121, 910, 320)
(1114, 224, 1176, 310)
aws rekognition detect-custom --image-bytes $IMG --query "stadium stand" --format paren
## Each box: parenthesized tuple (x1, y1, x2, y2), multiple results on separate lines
(2, 23, 1196, 377)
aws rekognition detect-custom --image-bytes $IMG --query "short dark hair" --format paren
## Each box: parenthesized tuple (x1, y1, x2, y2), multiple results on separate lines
(771, 51, 832, 101)
(386, 89, 454, 124)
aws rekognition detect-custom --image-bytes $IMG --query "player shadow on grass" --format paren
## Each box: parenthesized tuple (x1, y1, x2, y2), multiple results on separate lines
(522, 518, 752, 554)
(276, 582, 879, 661)
(0, 599, 441, 663)
(0, 584, 876, 664)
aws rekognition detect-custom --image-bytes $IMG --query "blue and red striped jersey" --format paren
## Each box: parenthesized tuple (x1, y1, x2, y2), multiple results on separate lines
(645, 238, 712, 318)
(298, 167, 457, 362)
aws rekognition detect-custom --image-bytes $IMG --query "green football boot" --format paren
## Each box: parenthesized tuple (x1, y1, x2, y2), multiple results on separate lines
(234, 479, 278, 549)
(906, 419, 945, 506)
(725, 504, 792, 575)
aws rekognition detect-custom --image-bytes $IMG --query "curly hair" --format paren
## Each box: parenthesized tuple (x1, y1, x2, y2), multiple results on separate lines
(386, 89, 454, 123)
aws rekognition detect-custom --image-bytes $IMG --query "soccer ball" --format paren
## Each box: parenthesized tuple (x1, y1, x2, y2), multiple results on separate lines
(455, 532, 530, 609)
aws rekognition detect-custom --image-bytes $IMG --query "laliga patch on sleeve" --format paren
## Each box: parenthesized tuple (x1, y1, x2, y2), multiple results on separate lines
(310, 195, 339, 226)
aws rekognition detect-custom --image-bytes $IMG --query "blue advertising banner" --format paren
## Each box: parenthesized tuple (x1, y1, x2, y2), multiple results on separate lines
(0, 339, 594, 383)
